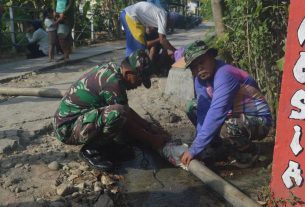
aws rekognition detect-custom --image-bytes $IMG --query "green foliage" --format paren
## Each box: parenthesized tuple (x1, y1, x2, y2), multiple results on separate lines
(200, 0, 213, 19)
(214, 0, 288, 122)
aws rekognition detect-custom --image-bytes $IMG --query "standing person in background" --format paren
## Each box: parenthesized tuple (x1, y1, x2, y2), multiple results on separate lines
(26, 20, 48, 59)
(44, 8, 57, 62)
(53, 0, 75, 63)
(120, 1, 176, 57)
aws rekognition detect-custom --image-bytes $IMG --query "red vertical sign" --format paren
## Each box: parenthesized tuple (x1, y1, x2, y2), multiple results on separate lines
(271, 0, 305, 205)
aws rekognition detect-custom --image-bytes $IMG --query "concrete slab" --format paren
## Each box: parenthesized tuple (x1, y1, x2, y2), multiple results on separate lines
(164, 68, 194, 108)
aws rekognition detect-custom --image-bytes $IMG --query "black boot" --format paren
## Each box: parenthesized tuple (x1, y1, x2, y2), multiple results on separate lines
(79, 145, 113, 172)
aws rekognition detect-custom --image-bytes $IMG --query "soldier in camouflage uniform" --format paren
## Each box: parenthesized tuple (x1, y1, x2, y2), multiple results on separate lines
(53, 49, 168, 171)
(180, 40, 272, 168)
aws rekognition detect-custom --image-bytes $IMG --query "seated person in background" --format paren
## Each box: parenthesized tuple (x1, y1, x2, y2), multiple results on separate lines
(180, 40, 272, 168)
(26, 20, 48, 59)
(53, 49, 169, 171)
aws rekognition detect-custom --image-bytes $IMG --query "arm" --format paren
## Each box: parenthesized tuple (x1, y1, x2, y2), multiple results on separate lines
(146, 37, 160, 48)
(181, 70, 240, 165)
(26, 30, 39, 43)
(124, 107, 168, 149)
(159, 34, 176, 52)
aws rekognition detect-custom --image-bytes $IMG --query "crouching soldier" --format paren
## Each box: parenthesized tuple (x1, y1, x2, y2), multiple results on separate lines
(53, 49, 168, 171)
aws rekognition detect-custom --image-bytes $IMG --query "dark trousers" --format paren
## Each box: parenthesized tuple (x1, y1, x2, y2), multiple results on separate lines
(27, 43, 46, 59)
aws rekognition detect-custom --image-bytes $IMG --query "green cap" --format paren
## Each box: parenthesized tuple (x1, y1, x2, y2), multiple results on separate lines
(184, 40, 217, 68)
(128, 49, 152, 88)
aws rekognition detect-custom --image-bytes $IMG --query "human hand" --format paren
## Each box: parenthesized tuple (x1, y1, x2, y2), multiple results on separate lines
(180, 150, 193, 166)
(59, 13, 65, 19)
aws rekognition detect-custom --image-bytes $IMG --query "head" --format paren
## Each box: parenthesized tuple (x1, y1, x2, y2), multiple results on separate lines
(184, 40, 218, 80)
(121, 49, 152, 90)
(43, 8, 54, 19)
(29, 20, 42, 32)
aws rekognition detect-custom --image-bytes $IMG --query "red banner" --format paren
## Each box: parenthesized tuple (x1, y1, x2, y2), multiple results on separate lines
(271, 0, 305, 205)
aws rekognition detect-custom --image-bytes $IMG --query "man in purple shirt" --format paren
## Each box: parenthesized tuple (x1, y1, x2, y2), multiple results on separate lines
(180, 40, 272, 168)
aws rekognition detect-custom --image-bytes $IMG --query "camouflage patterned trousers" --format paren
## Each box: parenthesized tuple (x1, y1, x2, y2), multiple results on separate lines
(185, 99, 271, 149)
(55, 104, 128, 145)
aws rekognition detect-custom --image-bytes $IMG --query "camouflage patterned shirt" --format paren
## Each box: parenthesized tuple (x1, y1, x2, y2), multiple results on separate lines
(54, 62, 128, 129)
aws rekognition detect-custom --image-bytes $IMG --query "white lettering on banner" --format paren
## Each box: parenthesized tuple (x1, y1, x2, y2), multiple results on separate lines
(290, 125, 303, 156)
(293, 52, 305, 84)
(282, 161, 304, 189)
(298, 18, 305, 46)
(289, 89, 305, 119)
(281, 16, 305, 190)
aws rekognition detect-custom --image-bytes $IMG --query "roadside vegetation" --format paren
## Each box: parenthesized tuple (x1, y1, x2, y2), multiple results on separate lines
(206, 1, 289, 205)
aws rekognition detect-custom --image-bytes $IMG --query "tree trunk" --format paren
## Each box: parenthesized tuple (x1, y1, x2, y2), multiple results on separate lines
(211, 0, 225, 37)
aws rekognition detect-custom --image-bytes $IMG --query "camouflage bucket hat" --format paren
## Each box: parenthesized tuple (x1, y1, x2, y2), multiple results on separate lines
(184, 40, 218, 69)
(128, 49, 152, 88)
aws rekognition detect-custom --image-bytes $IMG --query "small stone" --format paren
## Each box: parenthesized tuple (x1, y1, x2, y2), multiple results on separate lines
(94, 182, 102, 192)
(72, 192, 79, 198)
(48, 161, 60, 171)
(62, 165, 69, 171)
(24, 164, 31, 170)
(68, 175, 78, 182)
(101, 175, 115, 186)
(9, 186, 15, 192)
(79, 164, 89, 171)
(3, 180, 12, 188)
(70, 169, 82, 176)
(110, 186, 119, 194)
(56, 184, 75, 196)
(68, 161, 80, 169)
(14, 163, 23, 168)
(85, 180, 94, 187)
(75, 182, 85, 190)
(15, 187, 21, 193)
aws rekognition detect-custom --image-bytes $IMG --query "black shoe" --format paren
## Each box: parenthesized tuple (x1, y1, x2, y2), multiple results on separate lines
(79, 146, 113, 172)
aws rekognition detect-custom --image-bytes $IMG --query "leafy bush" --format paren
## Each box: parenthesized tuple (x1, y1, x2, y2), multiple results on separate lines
(200, 0, 213, 20)
(213, 0, 289, 123)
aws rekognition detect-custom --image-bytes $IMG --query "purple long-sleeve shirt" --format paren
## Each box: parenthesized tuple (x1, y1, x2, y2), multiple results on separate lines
(189, 60, 272, 157)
